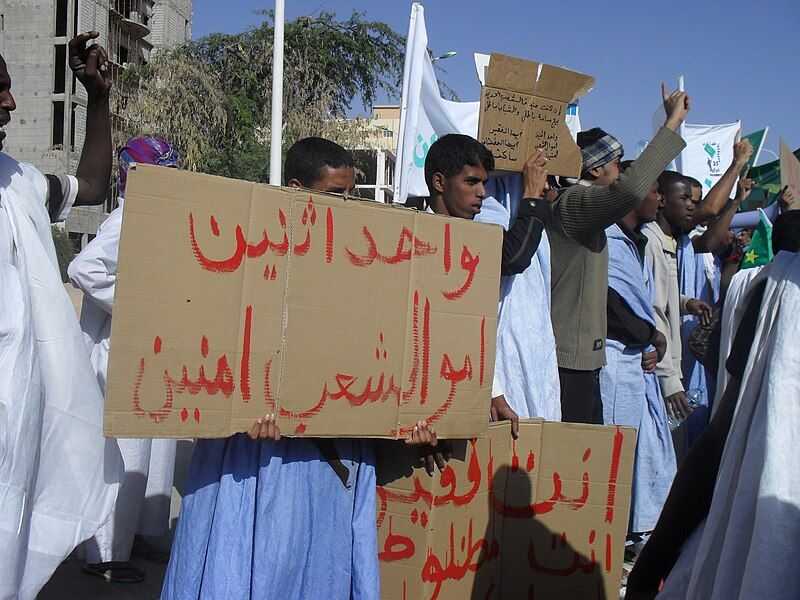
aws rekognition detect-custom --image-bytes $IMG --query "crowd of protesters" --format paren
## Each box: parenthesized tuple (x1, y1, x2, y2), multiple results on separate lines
(1, 31, 798, 600)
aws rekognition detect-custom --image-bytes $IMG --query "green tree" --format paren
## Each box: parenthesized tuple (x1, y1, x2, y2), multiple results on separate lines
(114, 11, 404, 183)
(51, 225, 75, 282)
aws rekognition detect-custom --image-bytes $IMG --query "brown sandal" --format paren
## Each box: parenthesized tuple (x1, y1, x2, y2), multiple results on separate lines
(81, 562, 145, 583)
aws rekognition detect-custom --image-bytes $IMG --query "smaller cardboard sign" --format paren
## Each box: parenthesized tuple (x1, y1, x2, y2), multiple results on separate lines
(376, 420, 636, 599)
(780, 139, 800, 209)
(478, 53, 595, 177)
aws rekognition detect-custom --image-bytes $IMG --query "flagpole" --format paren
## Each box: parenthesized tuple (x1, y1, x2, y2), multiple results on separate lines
(269, 0, 285, 186)
(393, 3, 420, 202)
(678, 75, 686, 173)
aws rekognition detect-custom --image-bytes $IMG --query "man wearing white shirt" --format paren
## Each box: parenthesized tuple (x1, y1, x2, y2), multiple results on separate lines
(0, 33, 123, 599)
(69, 137, 180, 583)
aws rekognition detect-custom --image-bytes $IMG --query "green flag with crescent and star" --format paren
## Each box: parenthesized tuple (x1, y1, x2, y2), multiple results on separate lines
(741, 209, 773, 269)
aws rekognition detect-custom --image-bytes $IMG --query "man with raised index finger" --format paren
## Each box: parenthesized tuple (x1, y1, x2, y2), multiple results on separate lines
(0, 32, 124, 599)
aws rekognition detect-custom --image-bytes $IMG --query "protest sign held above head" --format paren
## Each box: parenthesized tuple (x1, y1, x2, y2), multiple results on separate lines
(478, 53, 595, 178)
(781, 139, 800, 209)
(375, 419, 636, 599)
(104, 165, 502, 439)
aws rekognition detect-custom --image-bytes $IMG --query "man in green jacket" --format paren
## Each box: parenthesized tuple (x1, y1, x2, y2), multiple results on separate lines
(548, 85, 689, 423)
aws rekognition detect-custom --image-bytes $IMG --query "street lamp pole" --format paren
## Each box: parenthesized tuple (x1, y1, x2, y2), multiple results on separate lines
(269, 0, 285, 186)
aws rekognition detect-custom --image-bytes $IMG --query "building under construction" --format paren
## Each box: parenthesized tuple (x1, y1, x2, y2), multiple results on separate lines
(0, 0, 193, 246)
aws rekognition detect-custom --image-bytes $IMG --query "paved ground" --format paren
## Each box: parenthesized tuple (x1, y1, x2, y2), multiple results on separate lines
(38, 397, 195, 599)
(38, 555, 168, 600)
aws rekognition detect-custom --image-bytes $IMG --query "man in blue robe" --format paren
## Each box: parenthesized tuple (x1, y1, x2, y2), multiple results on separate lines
(162, 138, 440, 600)
(600, 163, 675, 551)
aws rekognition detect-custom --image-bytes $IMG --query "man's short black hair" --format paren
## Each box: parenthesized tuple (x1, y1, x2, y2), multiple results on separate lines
(772, 210, 800, 254)
(686, 176, 702, 189)
(657, 170, 690, 196)
(424, 134, 494, 195)
(283, 137, 354, 187)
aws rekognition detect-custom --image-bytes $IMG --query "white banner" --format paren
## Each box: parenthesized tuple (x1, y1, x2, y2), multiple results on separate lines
(394, 5, 581, 202)
(681, 122, 740, 196)
(394, 4, 479, 202)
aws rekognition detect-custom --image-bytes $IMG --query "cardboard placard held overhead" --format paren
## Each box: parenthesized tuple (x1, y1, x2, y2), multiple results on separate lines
(376, 420, 636, 599)
(478, 53, 595, 177)
(780, 139, 800, 208)
(103, 165, 501, 439)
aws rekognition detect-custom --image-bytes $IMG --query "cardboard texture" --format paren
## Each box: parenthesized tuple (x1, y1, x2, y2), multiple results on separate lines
(376, 420, 636, 599)
(477, 53, 595, 177)
(780, 139, 800, 208)
(104, 165, 501, 438)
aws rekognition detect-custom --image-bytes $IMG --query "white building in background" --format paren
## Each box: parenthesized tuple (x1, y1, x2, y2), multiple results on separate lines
(364, 104, 399, 151)
(0, 0, 192, 245)
(350, 104, 399, 204)
(352, 147, 395, 204)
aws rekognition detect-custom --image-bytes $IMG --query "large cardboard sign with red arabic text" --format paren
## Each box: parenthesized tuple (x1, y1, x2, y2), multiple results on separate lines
(104, 164, 501, 438)
(376, 420, 636, 599)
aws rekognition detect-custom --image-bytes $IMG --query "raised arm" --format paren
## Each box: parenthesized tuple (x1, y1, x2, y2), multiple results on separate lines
(501, 150, 553, 275)
(69, 32, 112, 206)
(555, 86, 688, 243)
(693, 177, 752, 254)
(692, 138, 753, 225)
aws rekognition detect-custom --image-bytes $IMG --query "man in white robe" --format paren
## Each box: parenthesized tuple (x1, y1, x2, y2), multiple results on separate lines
(0, 33, 123, 599)
(68, 137, 180, 582)
(476, 175, 561, 421)
(626, 232, 800, 598)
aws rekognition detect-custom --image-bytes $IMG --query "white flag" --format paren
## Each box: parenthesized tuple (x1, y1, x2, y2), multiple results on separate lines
(681, 122, 740, 196)
(394, 4, 479, 202)
(395, 5, 583, 202)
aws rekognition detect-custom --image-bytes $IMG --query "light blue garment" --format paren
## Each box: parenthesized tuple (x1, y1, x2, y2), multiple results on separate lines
(600, 224, 675, 534)
(475, 175, 561, 420)
(162, 435, 379, 600)
(676, 235, 711, 443)
(691, 250, 720, 407)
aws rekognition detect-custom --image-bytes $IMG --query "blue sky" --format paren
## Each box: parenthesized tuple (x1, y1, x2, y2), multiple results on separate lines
(192, 0, 800, 165)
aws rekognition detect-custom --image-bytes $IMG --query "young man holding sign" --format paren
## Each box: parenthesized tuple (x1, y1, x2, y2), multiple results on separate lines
(162, 137, 441, 600)
(424, 135, 559, 427)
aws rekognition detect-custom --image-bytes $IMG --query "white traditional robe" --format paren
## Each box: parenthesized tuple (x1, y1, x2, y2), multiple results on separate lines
(0, 152, 122, 599)
(710, 264, 766, 419)
(475, 175, 561, 421)
(68, 201, 176, 562)
(659, 251, 800, 599)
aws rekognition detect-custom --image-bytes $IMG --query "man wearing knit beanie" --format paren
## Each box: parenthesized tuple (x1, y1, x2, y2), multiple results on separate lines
(547, 85, 689, 424)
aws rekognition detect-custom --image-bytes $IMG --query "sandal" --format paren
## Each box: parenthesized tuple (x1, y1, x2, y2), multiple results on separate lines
(81, 562, 145, 583)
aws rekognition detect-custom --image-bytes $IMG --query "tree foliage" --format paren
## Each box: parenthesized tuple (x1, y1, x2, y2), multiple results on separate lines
(113, 11, 404, 183)
(51, 225, 74, 282)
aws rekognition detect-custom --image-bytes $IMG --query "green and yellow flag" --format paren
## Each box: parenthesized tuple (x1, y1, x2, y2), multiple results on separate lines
(741, 209, 773, 269)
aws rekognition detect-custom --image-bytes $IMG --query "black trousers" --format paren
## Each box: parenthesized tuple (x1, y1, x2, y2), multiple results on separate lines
(558, 367, 604, 424)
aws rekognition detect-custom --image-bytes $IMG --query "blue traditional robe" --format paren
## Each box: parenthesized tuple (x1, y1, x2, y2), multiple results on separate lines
(475, 175, 561, 420)
(600, 224, 676, 533)
(161, 435, 378, 599)
(676, 235, 714, 443)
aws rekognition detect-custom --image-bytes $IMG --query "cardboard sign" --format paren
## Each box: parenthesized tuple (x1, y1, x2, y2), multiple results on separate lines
(376, 420, 636, 599)
(104, 165, 501, 438)
(781, 139, 800, 208)
(478, 53, 595, 177)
